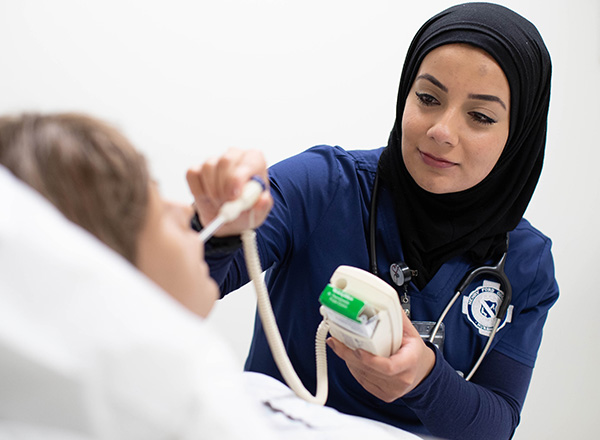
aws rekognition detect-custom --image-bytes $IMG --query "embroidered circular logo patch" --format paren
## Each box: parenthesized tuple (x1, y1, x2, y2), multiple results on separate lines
(461, 281, 513, 336)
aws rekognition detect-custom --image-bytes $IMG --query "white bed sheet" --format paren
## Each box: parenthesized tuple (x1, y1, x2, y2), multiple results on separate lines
(243, 372, 421, 439)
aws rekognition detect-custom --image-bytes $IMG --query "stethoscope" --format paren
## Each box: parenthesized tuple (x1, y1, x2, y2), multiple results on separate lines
(368, 172, 513, 380)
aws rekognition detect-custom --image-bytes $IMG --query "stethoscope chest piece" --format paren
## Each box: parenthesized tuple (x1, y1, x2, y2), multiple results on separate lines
(389, 261, 418, 318)
(390, 261, 412, 287)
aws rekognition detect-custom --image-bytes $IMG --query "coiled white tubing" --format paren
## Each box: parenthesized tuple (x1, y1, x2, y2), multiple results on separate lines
(241, 229, 329, 405)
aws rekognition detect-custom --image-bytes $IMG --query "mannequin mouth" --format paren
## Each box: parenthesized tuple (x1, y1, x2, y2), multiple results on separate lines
(419, 150, 457, 169)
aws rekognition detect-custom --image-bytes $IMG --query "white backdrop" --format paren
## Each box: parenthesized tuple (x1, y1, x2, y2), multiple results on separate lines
(1, 1, 598, 438)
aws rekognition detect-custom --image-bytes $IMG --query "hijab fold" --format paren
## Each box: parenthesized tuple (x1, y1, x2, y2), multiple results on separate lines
(378, 2, 552, 288)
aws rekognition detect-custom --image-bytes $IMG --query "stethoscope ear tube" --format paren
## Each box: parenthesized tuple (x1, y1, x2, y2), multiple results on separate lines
(455, 235, 512, 321)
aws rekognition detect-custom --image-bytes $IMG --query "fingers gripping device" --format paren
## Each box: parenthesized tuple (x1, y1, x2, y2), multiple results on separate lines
(201, 178, 403, 405)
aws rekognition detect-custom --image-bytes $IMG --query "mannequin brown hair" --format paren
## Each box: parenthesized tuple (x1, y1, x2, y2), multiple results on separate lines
(0, 113, 149, 264)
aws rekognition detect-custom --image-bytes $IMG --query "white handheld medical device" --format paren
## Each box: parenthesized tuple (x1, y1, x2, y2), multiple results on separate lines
(202, 177, 403, 405)
(319, 265, 403, 357)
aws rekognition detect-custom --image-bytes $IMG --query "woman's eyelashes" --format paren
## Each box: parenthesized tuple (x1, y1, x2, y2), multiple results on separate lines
(468, 111, 497, 125)
(415, 92, 497, 125)
(415, 91, 439, 106)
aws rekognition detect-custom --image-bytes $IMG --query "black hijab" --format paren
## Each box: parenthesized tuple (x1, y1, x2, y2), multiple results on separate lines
(378, 3, 552, 289)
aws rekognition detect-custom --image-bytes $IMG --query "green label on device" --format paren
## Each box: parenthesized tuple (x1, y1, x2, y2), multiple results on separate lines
(319, 284, 365, 322)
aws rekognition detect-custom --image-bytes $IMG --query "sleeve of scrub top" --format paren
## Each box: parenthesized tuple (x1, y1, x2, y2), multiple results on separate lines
(204, 167, 295, 294)
(402, 346, 531, 440)
(205, 145, 340, 295)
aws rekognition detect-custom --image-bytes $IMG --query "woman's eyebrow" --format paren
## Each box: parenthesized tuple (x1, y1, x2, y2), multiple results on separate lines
(416, 73, 507, 110)
(468, 93, 507, 110)
(416, 73, 447, 92)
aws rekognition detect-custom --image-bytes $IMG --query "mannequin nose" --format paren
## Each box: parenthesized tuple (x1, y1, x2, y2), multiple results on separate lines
(427, 110, 459, 146)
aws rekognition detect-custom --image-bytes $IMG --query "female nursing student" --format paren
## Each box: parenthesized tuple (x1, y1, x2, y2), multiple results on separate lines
(187, 3, 559, 440)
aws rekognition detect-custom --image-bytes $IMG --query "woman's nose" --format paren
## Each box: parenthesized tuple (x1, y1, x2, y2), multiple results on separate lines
(427, 109, 460, 147)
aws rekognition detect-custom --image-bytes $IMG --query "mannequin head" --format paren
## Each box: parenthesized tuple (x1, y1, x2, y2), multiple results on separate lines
(0, 112, 219, 317)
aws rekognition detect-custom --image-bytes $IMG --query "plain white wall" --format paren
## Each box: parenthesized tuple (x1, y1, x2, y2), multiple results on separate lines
(1, 1, 598, 438)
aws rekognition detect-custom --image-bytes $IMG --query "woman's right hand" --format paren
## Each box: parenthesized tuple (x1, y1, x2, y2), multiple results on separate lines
(326, 310, 436, 402)
(186, 148, 273, 237)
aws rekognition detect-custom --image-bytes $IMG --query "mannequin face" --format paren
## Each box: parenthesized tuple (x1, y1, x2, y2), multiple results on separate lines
(401, 43, 510, 194)
(136, 183, 219, 318)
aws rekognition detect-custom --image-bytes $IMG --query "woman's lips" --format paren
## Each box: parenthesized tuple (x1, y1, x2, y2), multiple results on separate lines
(419, 150, 457, 169)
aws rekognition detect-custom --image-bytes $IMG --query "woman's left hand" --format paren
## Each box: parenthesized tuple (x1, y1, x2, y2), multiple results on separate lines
(326, 310, 436, 402)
